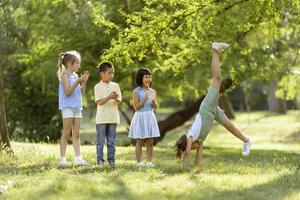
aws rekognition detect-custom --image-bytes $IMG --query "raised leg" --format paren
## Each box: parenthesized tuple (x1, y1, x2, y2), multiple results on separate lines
(211, 50, 222, 91)
(222, 114, 248, 143)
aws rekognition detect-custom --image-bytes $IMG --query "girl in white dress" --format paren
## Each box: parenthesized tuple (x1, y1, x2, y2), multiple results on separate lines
(129, 68, 160, 167)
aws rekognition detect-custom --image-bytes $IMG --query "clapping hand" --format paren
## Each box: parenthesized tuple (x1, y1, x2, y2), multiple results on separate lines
(78, 70, 90, 83)
(149, 91, 157, 101)
(109, 91, 119, 100)
(143, 92, 150, 101)
(84, 70, 90, 76)
(80, 70, 90, 83)
(79, 75, 88, 83)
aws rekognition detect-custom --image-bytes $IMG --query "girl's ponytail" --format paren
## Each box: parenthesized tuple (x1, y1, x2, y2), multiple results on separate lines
(57, 52, 65, 80)
(57, 51, 80, 80)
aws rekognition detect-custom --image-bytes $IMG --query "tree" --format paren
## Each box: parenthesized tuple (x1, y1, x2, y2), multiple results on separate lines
(96, 0, 299, 142)
(2, 0, 299, 143)
(0, 0, 12, 150)
(1, 0, 113, 142)
(0, 64, 11, 150)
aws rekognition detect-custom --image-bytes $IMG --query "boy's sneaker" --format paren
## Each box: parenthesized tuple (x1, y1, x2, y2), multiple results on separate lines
(146, 162, 155, 168)
(58, 159, 69, 167)
(75, 158, 89, 166)
(212, 42, 230, 52)
(97, 161, 104, 167)
(242, 140, 252, 156)
(136, 162, 145, 167)
(109, 162, 115, 168)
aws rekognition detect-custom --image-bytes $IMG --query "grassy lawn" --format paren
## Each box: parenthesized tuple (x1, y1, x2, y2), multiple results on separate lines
(1, 111, 300, 200)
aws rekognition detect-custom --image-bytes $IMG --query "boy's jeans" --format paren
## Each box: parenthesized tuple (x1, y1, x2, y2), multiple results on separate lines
(96, 123, 116, 164)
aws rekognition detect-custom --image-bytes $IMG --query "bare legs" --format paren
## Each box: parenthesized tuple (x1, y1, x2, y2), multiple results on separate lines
(60, 118, 82, 157)
(145, 138, 153, 162)
(222, 115, 248, 142)
(135, 139, 143, 163)
(211, 50, 249, 143)
(60, 118, 72, 157)
(135, 138, 154, 164)
(211, 50, 222, 91)
(72, 118, 82, 156)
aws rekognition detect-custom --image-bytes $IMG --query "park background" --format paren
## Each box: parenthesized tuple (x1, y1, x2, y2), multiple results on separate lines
(0, 0, 300, 199)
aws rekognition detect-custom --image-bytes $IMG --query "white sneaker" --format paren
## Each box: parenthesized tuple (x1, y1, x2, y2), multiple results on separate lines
(146, 162, 155, 167)
(136, 162, 145, 167)
(75, 158, 89, 166)
(242, 140, 251, 156)
(58, 159, 69, 167)
(212, 42, 230, 52)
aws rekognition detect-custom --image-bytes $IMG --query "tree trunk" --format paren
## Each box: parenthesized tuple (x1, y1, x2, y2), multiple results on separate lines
(244, 89, 251, 112)
(0, 64, 12, 150)
(119, 107, 132, 126)
(152, 78, 233, 144)
(219, 94, 235, 119)
(277, 98, 287, 114)
(124, 0, 132, 13)
(267, 80, 287, 114)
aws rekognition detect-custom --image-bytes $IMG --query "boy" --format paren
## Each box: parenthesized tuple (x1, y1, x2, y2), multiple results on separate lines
(94, 62, 122, 167)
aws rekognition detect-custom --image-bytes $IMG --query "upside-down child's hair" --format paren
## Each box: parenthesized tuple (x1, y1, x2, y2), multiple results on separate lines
(175, 134, 188, 159)
(57, 50, 81, 79)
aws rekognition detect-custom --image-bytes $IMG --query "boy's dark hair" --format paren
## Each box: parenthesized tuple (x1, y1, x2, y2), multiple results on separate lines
(98, 62, 114, 73)
(135, 68, 151, 86)
(175, 134, 187, 159)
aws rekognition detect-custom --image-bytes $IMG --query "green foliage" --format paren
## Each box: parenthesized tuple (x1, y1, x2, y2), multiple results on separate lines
(1, 0, 300, 142)
(98, 0, 300, 99)
(1, 0, 108, 142)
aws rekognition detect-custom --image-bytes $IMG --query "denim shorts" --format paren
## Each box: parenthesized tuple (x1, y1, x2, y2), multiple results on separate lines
(61, 108, 82, 119)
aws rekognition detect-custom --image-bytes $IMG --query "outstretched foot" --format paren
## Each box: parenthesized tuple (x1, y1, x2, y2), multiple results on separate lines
(212, 42, 230, 53)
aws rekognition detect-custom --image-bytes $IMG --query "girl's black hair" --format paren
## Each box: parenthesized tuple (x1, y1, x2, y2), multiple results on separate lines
(135, 68, 152, 86)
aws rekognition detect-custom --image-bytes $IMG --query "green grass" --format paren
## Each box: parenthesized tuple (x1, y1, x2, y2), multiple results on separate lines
(1, 111, 300, 200)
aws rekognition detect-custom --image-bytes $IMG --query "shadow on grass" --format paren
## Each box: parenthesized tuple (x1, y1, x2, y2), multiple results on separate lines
(0, 163, 53, 176)
(282, 128, 300, 143)
(27, 174, 137, 200)
(199, 168, 300, 200)
(65, 147, 300, 176)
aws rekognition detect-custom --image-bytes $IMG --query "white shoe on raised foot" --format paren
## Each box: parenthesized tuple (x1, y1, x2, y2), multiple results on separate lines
(212, 42, 230, 52)
(242, 140, 252, 157)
